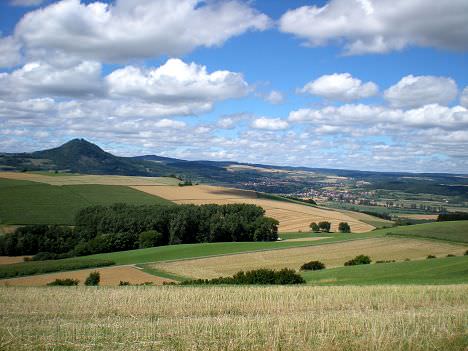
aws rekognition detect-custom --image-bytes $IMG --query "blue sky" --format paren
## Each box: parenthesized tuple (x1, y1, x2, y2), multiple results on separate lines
(0, 0, 467, 173)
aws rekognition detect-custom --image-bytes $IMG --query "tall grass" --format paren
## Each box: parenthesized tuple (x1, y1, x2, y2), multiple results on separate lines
(0, 285, 466, 350)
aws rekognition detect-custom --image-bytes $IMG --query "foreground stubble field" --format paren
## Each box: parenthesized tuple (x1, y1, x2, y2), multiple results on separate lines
(0, 285, 466, 351)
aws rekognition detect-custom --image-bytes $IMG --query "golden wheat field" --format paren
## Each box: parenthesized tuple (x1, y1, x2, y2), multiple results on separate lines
(133, 185, 374, 232)
(0, 256, 29, 265)
(0, 172, 178, 186)
(152, 237, 467, 279)
(0, 285, 466, 351)
(0, 266, 172, 286)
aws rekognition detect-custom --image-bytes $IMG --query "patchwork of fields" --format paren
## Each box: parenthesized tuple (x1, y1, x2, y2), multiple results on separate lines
(133, 184, 375, 232)
(151, 236, 467, 279)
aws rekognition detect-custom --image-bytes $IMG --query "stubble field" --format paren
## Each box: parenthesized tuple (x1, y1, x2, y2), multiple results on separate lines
(0, 285, 466, 351)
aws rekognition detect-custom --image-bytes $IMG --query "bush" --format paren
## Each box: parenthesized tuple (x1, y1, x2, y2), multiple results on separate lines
(446, 254, 456, 257)
(344, 255, 372, 266)
(375, 260, 396, 264)
(84, 271, 100, 286)
(465, 250, 468, 256)
(427, 255, 436, 259)
(47, 278, 79, 286)
(300, 260, 325, 271)
(318, 221, 331, 233)
(181, 268, 305, 285)
(338, 222, 351, 233)
(310, 222, 320, 233)
(139, 230, 165, 248)
(437, 212, 468, 222)
(119, 281, 130, 286)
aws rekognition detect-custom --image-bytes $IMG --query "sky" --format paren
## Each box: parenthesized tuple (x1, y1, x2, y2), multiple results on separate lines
(0, 0, 467, 173)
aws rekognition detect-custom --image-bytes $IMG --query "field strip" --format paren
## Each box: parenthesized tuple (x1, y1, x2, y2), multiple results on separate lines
(0, 265, 174, 286)
(132, 184, 375, 232)
(151, 237, 467, 279)
(0, 256, 30, 265)
(0, 172, 178, 186)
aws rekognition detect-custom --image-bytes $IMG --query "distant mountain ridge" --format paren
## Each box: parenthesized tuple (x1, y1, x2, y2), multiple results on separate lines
(1, 139, 467, 198)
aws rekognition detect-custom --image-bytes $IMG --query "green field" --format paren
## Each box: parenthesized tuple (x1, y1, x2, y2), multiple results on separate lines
(303, 255, 468, 285)
(375, 220, 468, 243)
(79, 231, 382, 266)
(0, 178, 172, 225)
(0, 258, 115, 279)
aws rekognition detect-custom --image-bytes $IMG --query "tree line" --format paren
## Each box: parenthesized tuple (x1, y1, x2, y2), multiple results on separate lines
(0, 203, 279, 258)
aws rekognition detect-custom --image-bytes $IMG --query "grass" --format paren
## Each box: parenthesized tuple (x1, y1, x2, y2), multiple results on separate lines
(0, 178, 172, 225)
(0, 285, 466, 350)
(374, 220, 468, 243)
(77, 231, 382, 266)
(303, 255, 468, 285)
(0, 258, 115, 279)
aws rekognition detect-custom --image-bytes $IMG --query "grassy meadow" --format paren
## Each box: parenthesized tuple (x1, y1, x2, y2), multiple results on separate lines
(0, 285, 466, 350)
(0, 178, 172, 225)
(303, 255, 468, 285)
(377, 220, 468, 243)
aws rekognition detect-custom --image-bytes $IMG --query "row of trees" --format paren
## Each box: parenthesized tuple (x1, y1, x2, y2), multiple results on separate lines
(309, 221, 351, 233)
(0, 203, 279, 257)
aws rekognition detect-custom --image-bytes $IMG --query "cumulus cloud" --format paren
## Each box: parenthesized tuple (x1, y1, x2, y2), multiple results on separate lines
(288, 104, 468, 132)
(1, 61, 103, 98)
(252, 117, 289, 130)
(460, 87, 468, 108)
(106, 58, 249, 104)
(384, 75, 458, 109)
(299, 73, 378, 101)
(13, 0, 270, 63)
(0, 36, 22, 67)
(279, 0, 468, 54)
(263, 90, 284, 104)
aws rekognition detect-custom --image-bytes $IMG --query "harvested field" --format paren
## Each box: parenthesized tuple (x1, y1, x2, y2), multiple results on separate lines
(0, 266, 172, 286)
(0, 256, 29, 265)
(133, 185, 374, 232)
(400, 214, 439, 220)
(152, 237, 467, 279)
(0, 285, 466, 350)
(0, 172, 178, 186)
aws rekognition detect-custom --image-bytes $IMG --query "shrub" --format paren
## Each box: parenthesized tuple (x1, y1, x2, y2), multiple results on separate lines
(139, 230, 165, 248)
(318, 221, 331, 233)
(310, 222, 320, 233)
(465, 250, 468, 256)
(338, 222, 351, 233)
(446, 254, 456, 257)
(427, 255, 436, 259)
(84, 271, 100, 286)
(47, 278, 79, 286)
(344, 255, 372, 266)
(300, 260, 325, 271)
(119, 281, 130, 286)
(182, 268, 305, 285)
(375, 260, 396, 264)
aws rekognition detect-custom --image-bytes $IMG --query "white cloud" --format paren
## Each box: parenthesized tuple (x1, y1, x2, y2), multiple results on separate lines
(279, 0, 468, 54)
(264, 90, 284, 104)
(0, 36, 22, 67)
(460, 87, 468, 108)
(14, 0, 271, 63)
(252, 117, 289, 130)
(106, 58, 249, 104)
(299, 73, 378, 101)
(10, 0, 43, 6)
(288, 103, 468, 132)
(384, 75, 458, 109)
(1, 61, 103, 98)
